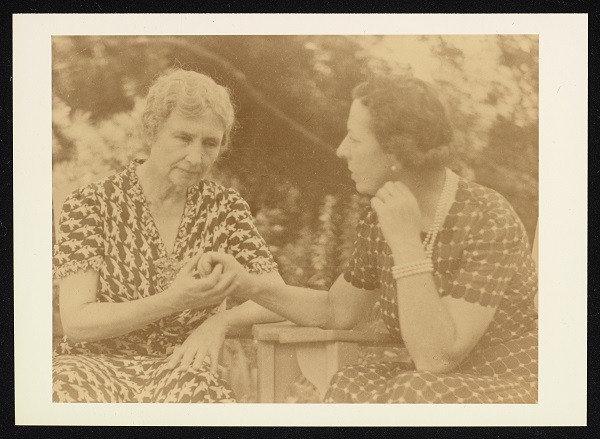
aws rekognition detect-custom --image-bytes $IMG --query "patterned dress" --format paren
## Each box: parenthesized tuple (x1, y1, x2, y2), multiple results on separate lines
(52, 159, 277, 402)
(324, 173, 538, 403)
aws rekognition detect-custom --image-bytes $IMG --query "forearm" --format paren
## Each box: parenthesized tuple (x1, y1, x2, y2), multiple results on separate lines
(390, 239, 459, 372)
(61, 290, 177, 342)
(217, 299, 284, 335)
(242, 278, 334, 328)
(395, 275, 460, 371)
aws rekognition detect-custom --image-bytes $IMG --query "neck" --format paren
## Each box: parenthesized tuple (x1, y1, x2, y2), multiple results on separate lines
(399, 166, 447, 227)
(136, 161, 187, 206)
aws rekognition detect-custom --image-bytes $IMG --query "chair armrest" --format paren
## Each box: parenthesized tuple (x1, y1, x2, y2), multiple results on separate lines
(252, 322, 400, 346)
(252, 322, 403, 401)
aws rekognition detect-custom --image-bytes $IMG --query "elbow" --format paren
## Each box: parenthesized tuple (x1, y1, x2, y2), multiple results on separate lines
(60, 316, 96, 343)
(295, 314, 332, 328)
(320, 309, 359, 330)
(328, 318, 359, 330)
(414, 359, 459, 374)
(61, 328, 86, 343)
(61, 323, 90, 342)
(412, 351, 461, 374)
(322, 291, 363, 330)
(294, 312, 355, 329)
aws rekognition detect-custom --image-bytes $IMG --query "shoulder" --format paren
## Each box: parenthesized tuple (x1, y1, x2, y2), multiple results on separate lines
(200, 180, 250, 211)
(456, 178, 513, 216)
(62, 181, 102, 212)
(63, 166, 131, 207)
(453, 177, 525, 242)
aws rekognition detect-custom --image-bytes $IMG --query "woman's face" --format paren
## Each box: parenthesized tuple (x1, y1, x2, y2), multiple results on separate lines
(148, 110, 225, 189)
(336, 100, 398, 196)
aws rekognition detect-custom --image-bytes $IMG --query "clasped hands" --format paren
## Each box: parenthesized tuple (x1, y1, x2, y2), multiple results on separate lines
(164, 181, 422, 375)
(165, 251, 252, 374)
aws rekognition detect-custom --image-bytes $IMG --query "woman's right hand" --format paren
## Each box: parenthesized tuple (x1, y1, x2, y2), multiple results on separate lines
(165, 253, 236, 312)
(197, 252, 256, 299)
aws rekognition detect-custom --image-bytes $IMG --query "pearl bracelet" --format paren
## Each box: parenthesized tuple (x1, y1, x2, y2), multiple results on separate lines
(391, 259, 434, 280)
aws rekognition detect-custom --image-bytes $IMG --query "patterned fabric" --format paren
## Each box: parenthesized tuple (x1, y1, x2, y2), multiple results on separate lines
(53, 159, 277, 402)
(325, 173, 538, 403)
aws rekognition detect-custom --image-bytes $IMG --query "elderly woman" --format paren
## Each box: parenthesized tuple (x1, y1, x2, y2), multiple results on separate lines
(201, 76, 538, 403)
(52, 69, 283, 402)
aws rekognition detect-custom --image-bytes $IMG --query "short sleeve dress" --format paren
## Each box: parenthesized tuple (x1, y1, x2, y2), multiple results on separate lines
(52, 159, 277, 402)
(324, 172, 538, 403)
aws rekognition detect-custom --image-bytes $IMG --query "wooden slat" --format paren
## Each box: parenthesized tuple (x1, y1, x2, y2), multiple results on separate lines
(252, 321, 298, 341)
(252, 322, 400, 346)
(279, 327, 398, 345)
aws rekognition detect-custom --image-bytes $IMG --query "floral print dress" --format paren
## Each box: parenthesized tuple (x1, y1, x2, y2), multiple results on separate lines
(52, 160, 277, 402)
(324, 173, 538, 403)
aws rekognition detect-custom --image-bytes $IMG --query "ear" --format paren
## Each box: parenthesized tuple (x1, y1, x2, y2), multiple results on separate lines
(388, 154, 402, 172)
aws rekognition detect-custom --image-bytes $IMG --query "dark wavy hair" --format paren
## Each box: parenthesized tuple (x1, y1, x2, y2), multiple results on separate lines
(352, 76, 453, 168)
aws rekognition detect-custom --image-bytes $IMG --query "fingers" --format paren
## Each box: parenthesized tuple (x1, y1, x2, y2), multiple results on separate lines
(370, 196, 384, 212)
(197, 252, 235, 277)
(183, 252, 205, 274)
(168, 345, 217, 375)
(375, 181, 396, 200)
(186, 252, 229, 277)
(166, 345, 184, 370)
(177, 342, 218, 375)
(197, 253, 214, 277)
(213, 270, 236, 294)
(198, 263, 223, 288)
(381, 180, 409, 195)
(191, 347, 207, 371)
(194, 271, 236, 307)
(209, 346, 220, 376)
(166, 335, 223, 377)
(178, 343, 202, 372)
(189, 344, 218, 375)
(197, 252, 224, 277)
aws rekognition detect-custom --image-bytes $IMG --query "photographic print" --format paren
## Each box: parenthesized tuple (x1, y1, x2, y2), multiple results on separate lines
(14, 14, 587, 426)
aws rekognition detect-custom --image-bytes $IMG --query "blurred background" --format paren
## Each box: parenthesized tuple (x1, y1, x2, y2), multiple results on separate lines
(52, 35, 538, 402)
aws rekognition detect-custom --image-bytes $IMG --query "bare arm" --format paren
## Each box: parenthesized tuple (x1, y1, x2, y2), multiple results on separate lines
(216, 272, 287, 334)
(199, 253, 377, 329)
(59, 270, 175, 341)
(372, 181, 505, 373)
(166, 271, 287, 372)
(388, 237, 496, 373)
(243, 274, 377, 329)
(59, 254, 232, 342)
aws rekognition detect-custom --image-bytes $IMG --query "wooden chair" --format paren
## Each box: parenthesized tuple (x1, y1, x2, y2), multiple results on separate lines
(252, 322, 399, 402)
(252, 222, 539, 403)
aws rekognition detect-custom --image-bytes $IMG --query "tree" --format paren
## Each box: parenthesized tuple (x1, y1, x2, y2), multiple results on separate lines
(52, 34, 539, 402)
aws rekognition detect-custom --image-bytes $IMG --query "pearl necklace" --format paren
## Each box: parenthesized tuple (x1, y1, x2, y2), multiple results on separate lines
(421, 168, 456, 260)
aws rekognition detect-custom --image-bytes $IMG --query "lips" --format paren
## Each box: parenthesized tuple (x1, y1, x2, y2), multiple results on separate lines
(178, 168, 201, 175)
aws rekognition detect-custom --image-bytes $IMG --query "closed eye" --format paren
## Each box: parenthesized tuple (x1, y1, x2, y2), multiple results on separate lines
(175, 134, 192, 142)
(204, 138, 221, 148)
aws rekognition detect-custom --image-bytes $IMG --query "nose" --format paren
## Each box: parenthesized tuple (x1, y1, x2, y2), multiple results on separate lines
(336, 136, 349, 160)
(185, 145, 203, 166)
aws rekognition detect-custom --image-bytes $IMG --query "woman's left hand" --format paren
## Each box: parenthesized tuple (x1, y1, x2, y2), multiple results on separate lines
(166, 315, 229, 375)
(371, 181, 422, 249)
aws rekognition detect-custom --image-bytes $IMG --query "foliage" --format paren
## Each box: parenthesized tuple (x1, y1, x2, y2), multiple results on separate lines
(51, 35, 538, 402)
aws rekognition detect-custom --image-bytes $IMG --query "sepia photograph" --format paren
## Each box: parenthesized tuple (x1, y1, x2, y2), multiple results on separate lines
(50, 34, 539, 404)
(14, 14, 587, 426)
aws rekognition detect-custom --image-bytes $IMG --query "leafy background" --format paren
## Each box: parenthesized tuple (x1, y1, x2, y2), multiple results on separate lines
(52, 35, 538, 402)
